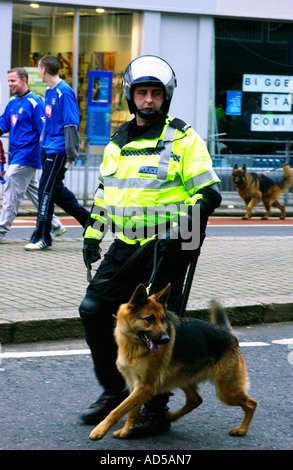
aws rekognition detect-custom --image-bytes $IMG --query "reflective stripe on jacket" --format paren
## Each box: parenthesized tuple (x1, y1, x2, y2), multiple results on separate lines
(84, 115, 220, 244)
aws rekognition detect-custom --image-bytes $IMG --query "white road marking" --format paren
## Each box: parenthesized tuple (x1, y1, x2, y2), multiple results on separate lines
(0, 349, 90, 359)
(1, 338, 292, 360)
(272, 338, 293, 345)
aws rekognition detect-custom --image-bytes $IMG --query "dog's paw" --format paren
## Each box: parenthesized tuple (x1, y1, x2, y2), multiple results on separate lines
(229, 426, 247, 437)
(113, 427, 131, 439)
(89, 424, 107, 441)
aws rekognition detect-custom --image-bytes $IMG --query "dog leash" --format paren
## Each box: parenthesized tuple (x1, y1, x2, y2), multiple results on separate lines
(146, 242, 164, 295)
(178, 247, 200, 317)
(263, 162, 289, 174)
(87, 239, 164, 292)
(86, 241, 148, 285)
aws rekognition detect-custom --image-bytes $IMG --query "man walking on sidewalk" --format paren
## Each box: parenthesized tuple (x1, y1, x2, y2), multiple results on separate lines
(25, 55, 89, 251)
(0, 67, 65, 244)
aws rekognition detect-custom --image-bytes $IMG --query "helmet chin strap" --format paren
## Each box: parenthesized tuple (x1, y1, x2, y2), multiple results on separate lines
(136, 106, 163, 122)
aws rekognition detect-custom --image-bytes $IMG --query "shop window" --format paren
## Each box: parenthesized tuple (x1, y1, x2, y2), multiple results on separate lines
(12, 4, 136, 144)
(215, 18, 293, 158)
(12, 4, 74, 73)
(78, 9, 134, 140)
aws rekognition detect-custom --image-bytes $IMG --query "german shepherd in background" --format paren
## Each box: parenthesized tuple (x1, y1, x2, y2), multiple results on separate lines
(89, 284, 257, 441)
(231, 163, 293, 219)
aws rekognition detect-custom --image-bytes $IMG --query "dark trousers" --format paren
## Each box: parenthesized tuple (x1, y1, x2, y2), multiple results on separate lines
(30, 152, 90, 246)
(79, 238, 200, 394)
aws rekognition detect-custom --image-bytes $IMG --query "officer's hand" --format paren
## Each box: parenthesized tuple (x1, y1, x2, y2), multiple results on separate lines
(83, 243, 102, 269)
(157, 227, 181, 255)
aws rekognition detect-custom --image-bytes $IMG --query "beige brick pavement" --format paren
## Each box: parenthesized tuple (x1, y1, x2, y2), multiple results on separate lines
(1, 235, 293, 342)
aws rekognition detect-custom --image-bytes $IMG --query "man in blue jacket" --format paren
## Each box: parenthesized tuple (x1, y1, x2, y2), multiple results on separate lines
(0, 67, 65, 243)
(25, 55, 89, 250)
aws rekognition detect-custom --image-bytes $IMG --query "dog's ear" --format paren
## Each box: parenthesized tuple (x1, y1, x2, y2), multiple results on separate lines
(233, 164, 238, 169)
(242, 163, 246, 172)
(129, 284, 148, 311)
(154, 283, 171, 309)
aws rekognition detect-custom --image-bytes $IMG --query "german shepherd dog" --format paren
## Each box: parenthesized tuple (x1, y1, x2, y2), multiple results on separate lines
(89, 283, 257, 441)
(231, 163, 293, 220)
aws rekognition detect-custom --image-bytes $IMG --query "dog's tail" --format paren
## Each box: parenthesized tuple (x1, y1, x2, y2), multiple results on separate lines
(209, 300, 231, 331)
(278, 164, 293, 191)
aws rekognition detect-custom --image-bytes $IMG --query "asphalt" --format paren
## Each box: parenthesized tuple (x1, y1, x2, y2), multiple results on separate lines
(1, 199, 293, 344)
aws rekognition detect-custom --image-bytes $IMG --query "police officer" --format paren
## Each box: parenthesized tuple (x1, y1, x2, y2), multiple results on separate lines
(79, 55, 221, 437)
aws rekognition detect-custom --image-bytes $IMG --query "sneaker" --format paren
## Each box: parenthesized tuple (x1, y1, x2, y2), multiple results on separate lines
(0, 233, 6, 243)
(81, 389, 129, 425)
(24, 241, 49, 251)
(51, 224, 66, 240)
(128, 406, 171, 438)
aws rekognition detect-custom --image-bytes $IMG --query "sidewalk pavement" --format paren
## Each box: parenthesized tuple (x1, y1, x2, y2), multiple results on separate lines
(1, 228, 293, 344)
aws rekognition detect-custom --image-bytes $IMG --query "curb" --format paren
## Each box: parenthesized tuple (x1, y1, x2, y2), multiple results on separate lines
(14, 207, 293, 218)
(1, 302, 292, 344)
(214, 209, 293, 217)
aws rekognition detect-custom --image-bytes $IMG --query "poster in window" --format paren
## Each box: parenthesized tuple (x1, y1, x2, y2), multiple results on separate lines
(226, 91, 242, 116)
(92, 53, 104, 71)
(87, 70, 113, 143)
(56, 52, 73, 84)
(88, 71, 113, 106)
(26, 67, 47, 97)
(103, 53, 116, 72)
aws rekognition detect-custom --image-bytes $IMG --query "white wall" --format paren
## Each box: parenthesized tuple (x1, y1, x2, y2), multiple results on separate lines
(139, 12, 214, 139)
(35, 0, 293, 22)
(0, 2, 12, 113)
(0, 1, 13, 155)
(160, 14, 199, 127)
(216, 0, 293, 21)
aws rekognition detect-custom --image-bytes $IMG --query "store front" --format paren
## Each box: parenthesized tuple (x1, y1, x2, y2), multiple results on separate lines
(11, 3, 139, 146)
(1, 1, 293, 200)
(1, 1, 218, 156)
(3, 2, 293, 163)
(215, 18, 293, 159)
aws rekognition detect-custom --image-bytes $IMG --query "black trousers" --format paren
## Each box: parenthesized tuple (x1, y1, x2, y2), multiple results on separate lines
(79, 238, 200, 394)
(30, 152, 90, 246)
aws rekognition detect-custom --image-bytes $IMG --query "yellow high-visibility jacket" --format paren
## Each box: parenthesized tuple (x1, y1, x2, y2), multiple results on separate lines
(84, 115, 220, 245)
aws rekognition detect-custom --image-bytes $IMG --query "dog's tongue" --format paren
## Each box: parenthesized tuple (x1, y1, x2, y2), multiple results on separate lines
(150, 341, 159, 354)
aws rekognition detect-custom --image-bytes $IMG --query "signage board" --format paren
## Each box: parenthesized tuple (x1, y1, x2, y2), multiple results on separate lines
(87, 70, 112, 107)
(242, 74, 293, 132)
(26, 67, 47, 96)
(243, 74, 293, 93)
(226, 90, 242, 115)
(251, 114, 293, 131)
(86, 70, 113, 143)
(261, 93, 292, 112)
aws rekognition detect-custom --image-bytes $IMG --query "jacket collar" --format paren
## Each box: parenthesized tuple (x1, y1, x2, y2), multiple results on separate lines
(111, 115, 167, 148)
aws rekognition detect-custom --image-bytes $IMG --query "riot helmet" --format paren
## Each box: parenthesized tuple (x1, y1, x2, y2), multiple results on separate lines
(122, 55, 177, 121)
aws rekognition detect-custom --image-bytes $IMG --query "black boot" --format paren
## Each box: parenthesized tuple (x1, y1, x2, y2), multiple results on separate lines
(81, 389, 129, 425)
(129, 393, 172, 438)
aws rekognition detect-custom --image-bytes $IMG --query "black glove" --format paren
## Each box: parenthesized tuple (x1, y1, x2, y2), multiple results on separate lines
(83, 241, 102, 270)
(157, 226, 182, 255)
(157, 210, 195, 255)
